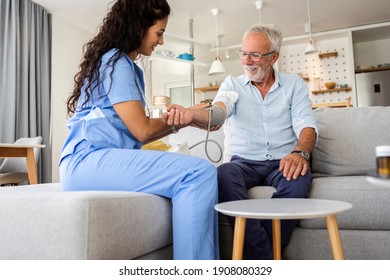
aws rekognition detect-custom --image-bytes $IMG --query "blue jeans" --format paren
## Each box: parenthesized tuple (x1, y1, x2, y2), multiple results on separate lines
(217, 155, 312, 260)
(60, 148, 219, 260)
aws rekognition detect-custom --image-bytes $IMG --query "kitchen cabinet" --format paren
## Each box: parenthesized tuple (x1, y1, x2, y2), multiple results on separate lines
(352, 24, 390, 73)
(355, 69, 390, 106)
(352, 23, 390, 107)
(355, 66, 390, 73)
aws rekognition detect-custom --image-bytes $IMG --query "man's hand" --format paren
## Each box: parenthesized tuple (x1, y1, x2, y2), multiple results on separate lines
(279, 153, 309, 181)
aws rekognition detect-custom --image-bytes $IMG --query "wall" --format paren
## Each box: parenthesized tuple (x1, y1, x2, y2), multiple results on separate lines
(150, 22, 390, 107)
(151, 35, 354, 106)
(280, 33, 354, 106)
(51, 15, 92, 182)
(195, 59, 243, 88)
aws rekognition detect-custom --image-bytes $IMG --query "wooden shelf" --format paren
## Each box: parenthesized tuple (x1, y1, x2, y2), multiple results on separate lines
(312, 87, 352, 94)
(299, 76, 309, 82)
(318, 52, 338, 59)
(194, 86, 219, 92)
(297, 74, 309, 82)
(153, 55, 208, 67)
(312, 97, 352, 109)
(355, 66, 390, 73)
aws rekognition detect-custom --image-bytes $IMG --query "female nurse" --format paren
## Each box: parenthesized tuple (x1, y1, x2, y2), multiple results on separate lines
(59, 0, 219, 260)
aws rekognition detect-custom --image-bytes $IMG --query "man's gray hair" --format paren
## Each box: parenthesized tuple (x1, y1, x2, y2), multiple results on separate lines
(243, 24, 283, 52)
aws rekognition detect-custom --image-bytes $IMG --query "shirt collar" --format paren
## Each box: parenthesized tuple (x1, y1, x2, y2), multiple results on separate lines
(271, 70, 282, 92)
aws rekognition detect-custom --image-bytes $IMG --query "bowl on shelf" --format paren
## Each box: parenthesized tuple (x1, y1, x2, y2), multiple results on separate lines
(324, 82, 336, 89)
(177, 53, 195, 61)
(155, 49, 174, 57)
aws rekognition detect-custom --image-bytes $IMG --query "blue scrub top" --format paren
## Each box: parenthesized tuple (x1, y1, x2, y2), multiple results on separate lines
(60, 49, 146, 164)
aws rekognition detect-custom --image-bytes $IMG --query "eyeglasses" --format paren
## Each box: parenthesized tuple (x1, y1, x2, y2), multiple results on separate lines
(237, 50, 275, 61)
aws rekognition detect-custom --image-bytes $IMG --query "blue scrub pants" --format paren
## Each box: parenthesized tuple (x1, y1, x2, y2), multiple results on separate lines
(60, 148, 219, 260)
(217, 155, 312, 260)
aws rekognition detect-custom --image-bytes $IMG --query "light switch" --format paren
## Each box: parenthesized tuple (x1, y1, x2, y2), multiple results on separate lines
(374, 84, 381, 93)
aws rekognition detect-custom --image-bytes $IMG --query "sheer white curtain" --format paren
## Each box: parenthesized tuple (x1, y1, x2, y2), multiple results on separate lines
(0, 0, 51, 183)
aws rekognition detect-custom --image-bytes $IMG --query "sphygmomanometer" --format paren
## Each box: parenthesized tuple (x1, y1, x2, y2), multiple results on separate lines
(187, 104, 225, 163)
(190, 91, 238, 163)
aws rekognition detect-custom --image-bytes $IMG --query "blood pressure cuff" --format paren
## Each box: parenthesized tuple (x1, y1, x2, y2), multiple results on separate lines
(207, 105, 226, 126)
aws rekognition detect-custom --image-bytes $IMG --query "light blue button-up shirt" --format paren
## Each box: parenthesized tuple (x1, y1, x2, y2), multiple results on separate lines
(213, 70, 318, 162)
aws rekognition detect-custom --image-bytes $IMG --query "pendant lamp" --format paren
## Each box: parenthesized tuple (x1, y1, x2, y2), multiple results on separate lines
(304, 0, 318, 55)
(209, 8, 226, 76)
(255, 1, 263, 24)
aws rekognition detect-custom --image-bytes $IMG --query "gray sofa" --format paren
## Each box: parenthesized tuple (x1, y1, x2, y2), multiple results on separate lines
(0, 106, 389, 260)
(0, 183, 173, 259)
(217, 106, 390, 260)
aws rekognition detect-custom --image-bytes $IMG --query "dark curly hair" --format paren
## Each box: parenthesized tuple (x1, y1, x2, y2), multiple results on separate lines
(66, 0, 171, 116)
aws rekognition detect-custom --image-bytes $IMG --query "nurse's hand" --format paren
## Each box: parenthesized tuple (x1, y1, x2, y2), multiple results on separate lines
(162, 104, 193, 127)
(162, 103, 222, 131)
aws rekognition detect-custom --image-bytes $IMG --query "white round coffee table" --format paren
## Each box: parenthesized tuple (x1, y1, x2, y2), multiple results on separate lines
(215, 198, 353, 260)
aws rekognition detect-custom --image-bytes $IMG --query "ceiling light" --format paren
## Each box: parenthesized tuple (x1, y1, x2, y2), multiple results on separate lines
(305, 39, 317, 54)
(254, 0, 263, 10)
(209, 8, 226, 76)
(209, 57, 226, 75)
(255, 1, 263, 23)
(304, 0, 318, 55)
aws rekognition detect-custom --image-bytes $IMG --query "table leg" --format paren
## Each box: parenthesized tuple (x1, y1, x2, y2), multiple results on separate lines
(325, 215, 345, 260)
(272, 219, 282, 260)
(232, 217, 246, 260)
(25, 147, 38, 185)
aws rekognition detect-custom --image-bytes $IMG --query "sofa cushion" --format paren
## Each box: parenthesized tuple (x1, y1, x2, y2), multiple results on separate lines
(312, 106, 390, 177)
(247, 186, 277, 199)
(303, 176, 390, 230)
(284, 228, 390, 260)
(0, 183, 172, 260)
(246, 176, 390, 231)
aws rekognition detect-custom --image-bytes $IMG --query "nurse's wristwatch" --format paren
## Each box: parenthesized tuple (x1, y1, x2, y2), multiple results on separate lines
(171, 126, 178, 134)
(291, 150, 310, 162)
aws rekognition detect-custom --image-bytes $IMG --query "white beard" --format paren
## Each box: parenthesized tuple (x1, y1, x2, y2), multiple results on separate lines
(243, 65, 265, 82)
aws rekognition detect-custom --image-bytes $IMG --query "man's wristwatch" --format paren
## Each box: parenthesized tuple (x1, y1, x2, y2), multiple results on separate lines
(291, 150, 310, 162)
